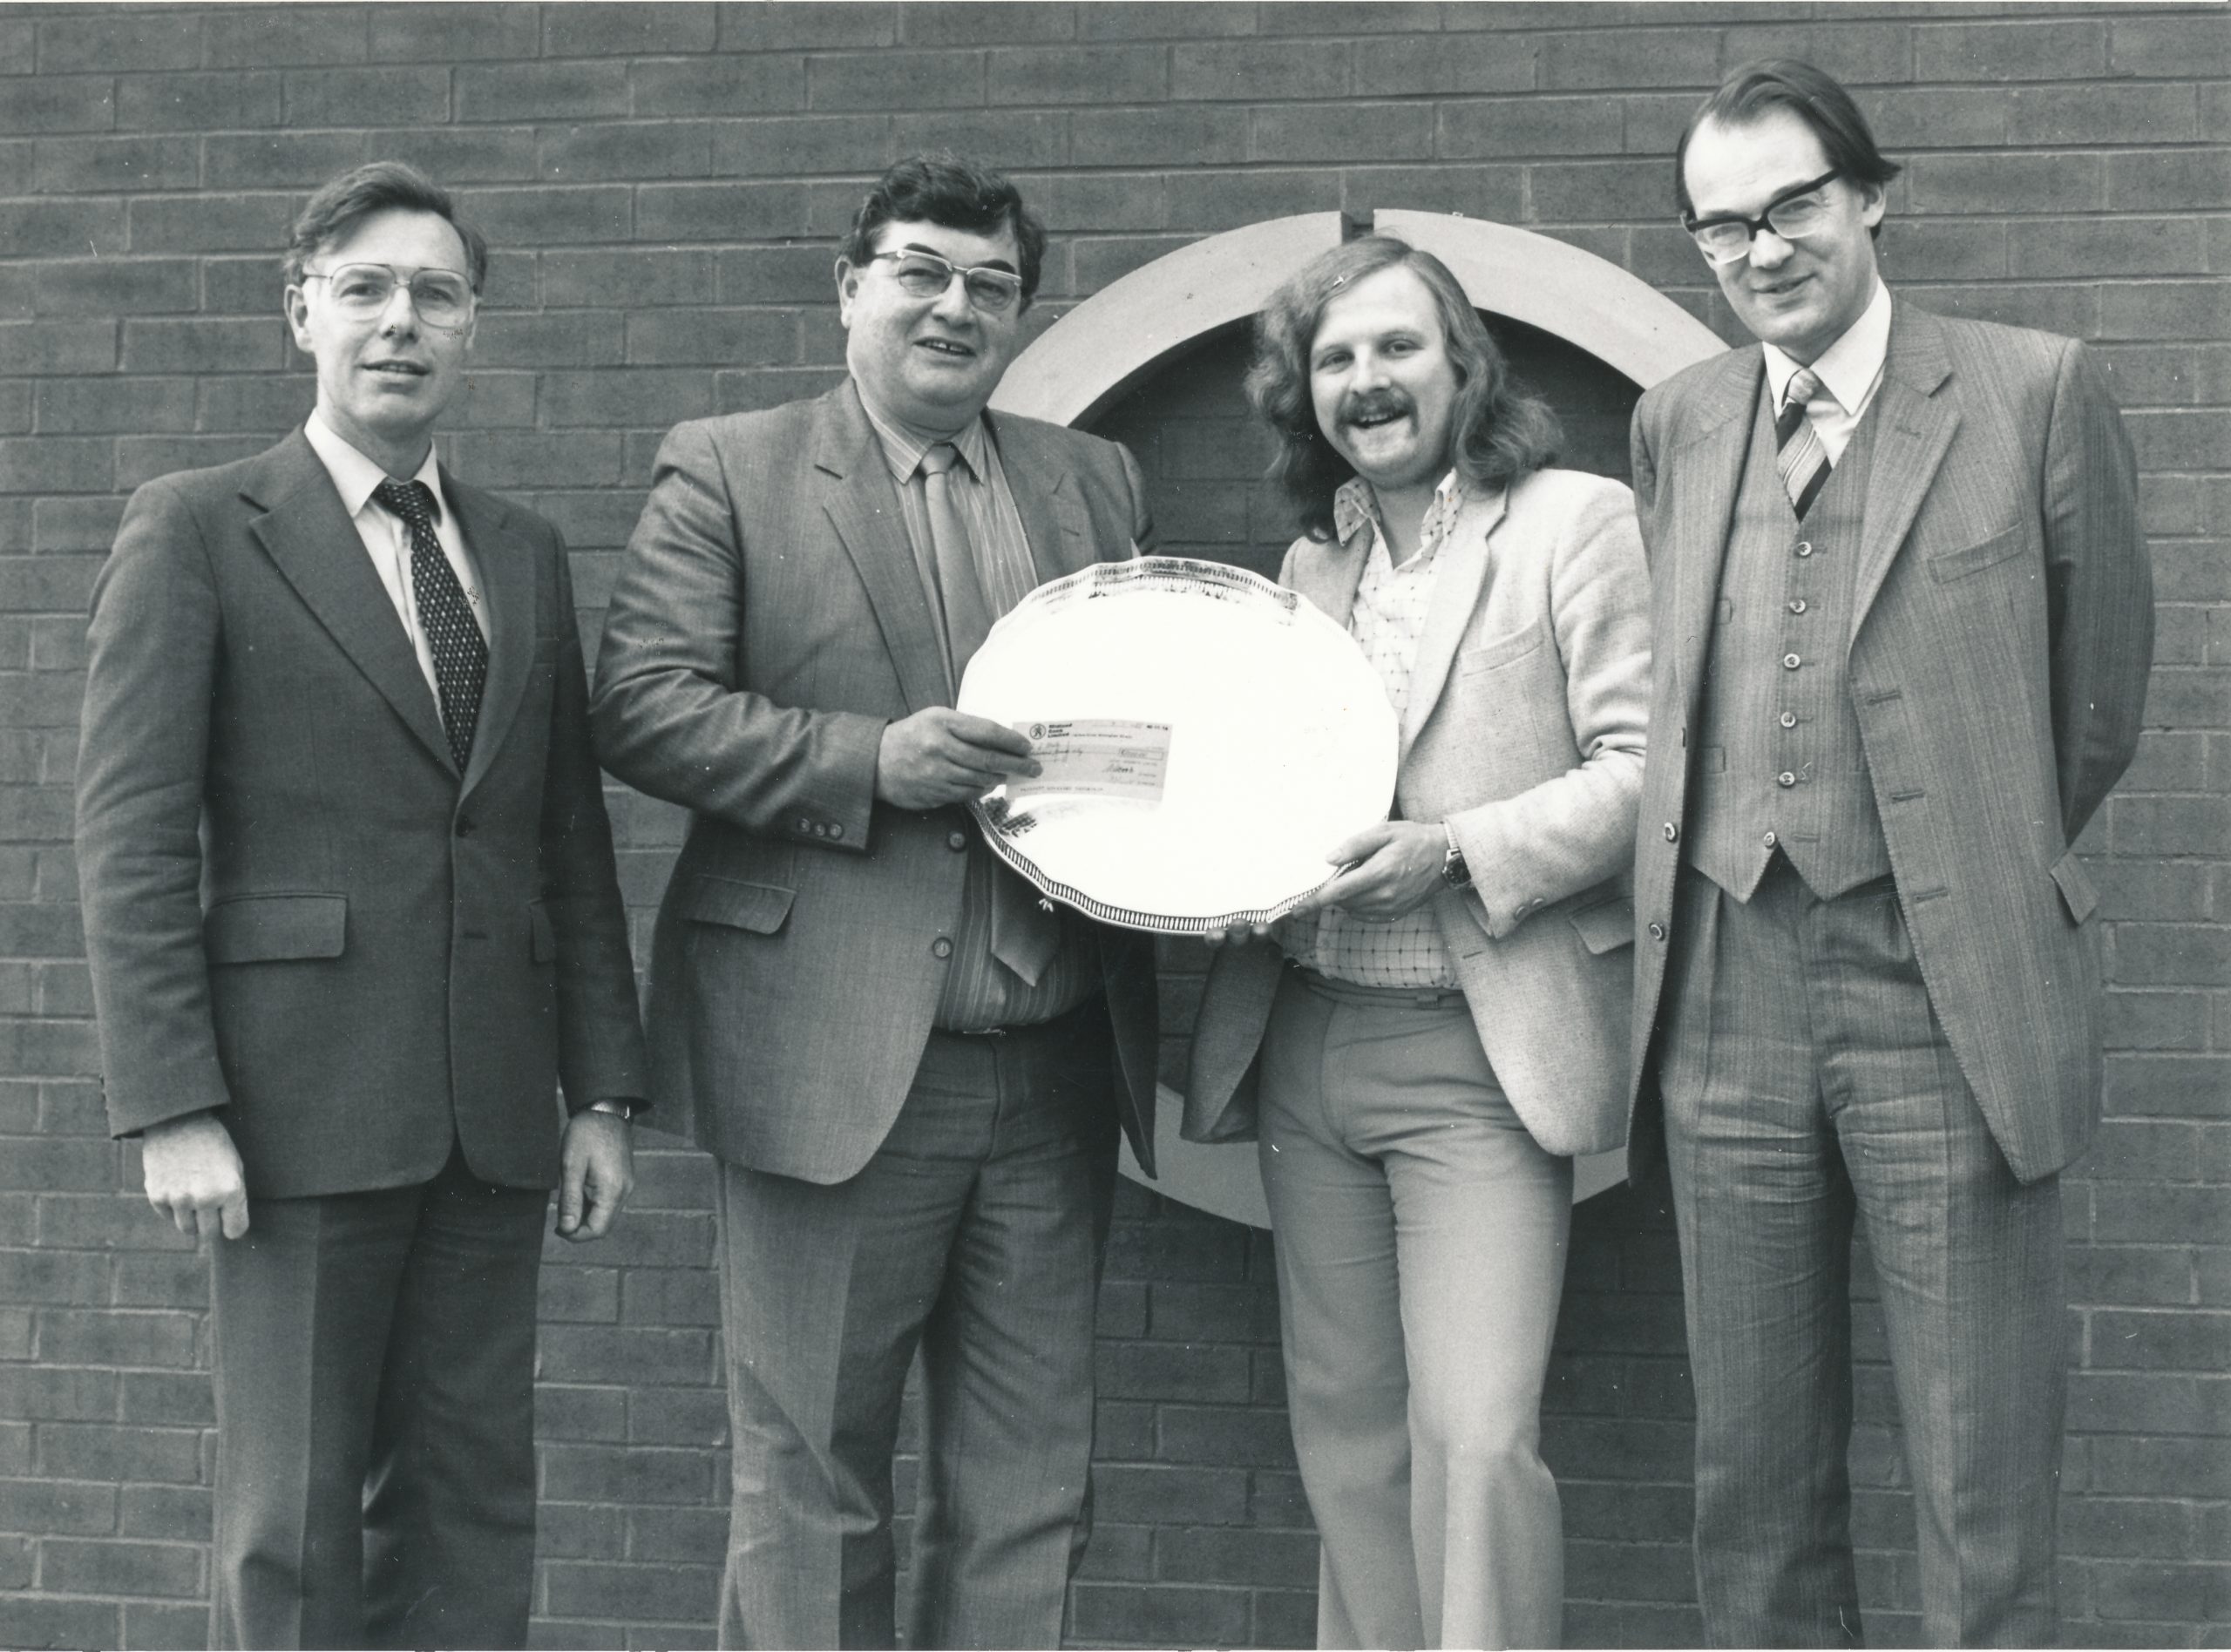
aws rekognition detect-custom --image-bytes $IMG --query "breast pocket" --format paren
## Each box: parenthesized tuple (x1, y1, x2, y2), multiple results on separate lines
(1460, 620, 1549, 676)
(1929, 526, 2028, 583)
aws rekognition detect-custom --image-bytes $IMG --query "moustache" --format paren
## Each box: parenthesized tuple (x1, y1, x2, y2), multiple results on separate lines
(1338, 389, 1414, 428)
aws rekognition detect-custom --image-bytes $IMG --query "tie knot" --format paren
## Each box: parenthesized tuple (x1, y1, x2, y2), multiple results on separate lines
(374, 477, 437, 531)
(918, 442, 961, 480)
(1785, 367, 1825, 411)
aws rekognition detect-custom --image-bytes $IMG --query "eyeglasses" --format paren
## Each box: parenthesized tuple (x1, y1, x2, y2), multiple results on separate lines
(866, 250, 1025, 315)
(1683, 168, 1846, 267)
(302, 263, 476, 329)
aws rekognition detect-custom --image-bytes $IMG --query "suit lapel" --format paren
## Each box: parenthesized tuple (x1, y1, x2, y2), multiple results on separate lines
(246, 430, 456, 775)
(1668, 352, 1764, 721)
(444, 470, 536, 798)
(1400, 486, 1505, 761)
(986, 413, 1093, 586)
(815, 383, 954, 711)
(1850, 306, 1957, 638)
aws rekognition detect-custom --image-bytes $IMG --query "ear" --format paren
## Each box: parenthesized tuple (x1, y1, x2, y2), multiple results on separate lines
(283, 283, 315, 352)
(833, 256, 858, 328)
(1857, 179, 1887, 231)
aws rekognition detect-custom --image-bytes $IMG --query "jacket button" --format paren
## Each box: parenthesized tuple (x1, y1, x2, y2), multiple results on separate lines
(827, 823, 844, 841)
(1662, 822, 1678, 843)
(947, 831, 968, 851)
(1648, 921, 1666, 942)
(1763, 831, 1779, 849)
(1778, 771, 1797, 788)
(1794, 541, 1814, 558)
(1783, 653, 1801, 669)
(1780, 710, 1798, 728)
(797, 817, 812, 835)
(931, 937, 953, 959)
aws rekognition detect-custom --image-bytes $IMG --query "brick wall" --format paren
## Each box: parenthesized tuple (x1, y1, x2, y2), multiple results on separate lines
(0, 3, 2222, 1647)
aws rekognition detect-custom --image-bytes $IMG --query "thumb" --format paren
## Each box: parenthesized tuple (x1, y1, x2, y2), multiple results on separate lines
(1326, 822, 1394, 864)
(558, 1148, 586, 1235)
(220, 1188, 250, 1241)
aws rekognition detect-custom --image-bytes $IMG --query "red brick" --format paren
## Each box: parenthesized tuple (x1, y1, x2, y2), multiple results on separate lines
(2103, 280, 2231, 342)
(540, 122, 714, 184)
(809, 49, 984, 112)
(2110, 148, 2231, 213)
(1543, 27, 1722, 90)
(32, 137, 200, 195)
(538, 1384, 628, 1443)
(0, 76, 121, 135)
(1916, 17, 2108, 80)
(471, 184, 634, 247)
(2009, 83, 2199, 146)
(990, 44, 1168, 105)
(2109, 13, 2231, 78)
(892, 109, 1067, 172)
(717, 1, 896, 51)
(1072, 1580, 1251, 1644)
(544, 1560, 722, 1623)
(368, 125, 542, 185)
(44, 1536, 205, 1598)
(1091, 1462, 1250, 1526)
(0, 1598, 121, 1648)
(1909, 152, 2107, 215)
(120, 318, 285, 375)
(116, 436, 271, 491)
(2091, 1435, 2231, 1499)
(38, 1422, 203, 1484)
(627, 1385, 726, 1446)
(1072, 106, 1249, 168)
(544, 3, 716, 58)
(630, 55, 805, 118)
(1725, 21, 1915, 86)
(207, 7, 367, 67)
(201, 131, 370, 190)
(634, 181, 810, 242)
(122, 1602, 209, 1650)
(1082, 3, 1257, 40)
(129, 193, 295, 255)
(371, 3, 540, 62)
(469, 311, 625, 369)
(0, 200, 125, 260)
(541, 1441, 715, 1505)
(458, 60, 630, 122)
(37, 10, 202, 73)
(2127, 410, 2231, 473)
(1172, 39, 1349, 101)
(1156, 1404, 1298, 1468)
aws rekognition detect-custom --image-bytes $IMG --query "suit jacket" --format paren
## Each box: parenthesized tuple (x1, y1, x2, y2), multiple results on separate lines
(76, 430, 648, 1199)
(1627, 301, 2153, 1185)
(1185, 468, 1651, 1158)
(590, 381, 1161, 1186)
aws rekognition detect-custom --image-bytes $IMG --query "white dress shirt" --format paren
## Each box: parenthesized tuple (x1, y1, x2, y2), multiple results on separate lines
(302, 409, 488, 699)
(1761, 279, 1893, 464)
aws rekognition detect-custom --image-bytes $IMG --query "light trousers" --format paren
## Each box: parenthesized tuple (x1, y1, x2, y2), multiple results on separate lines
(1660, 860, 2065, 1647)
(713, 999, 1118, 1649)
(1258, 967, 1573, 1650)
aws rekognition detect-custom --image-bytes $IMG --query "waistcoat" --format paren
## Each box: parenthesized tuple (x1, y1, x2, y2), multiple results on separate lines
(1685, 383, 1890, 901)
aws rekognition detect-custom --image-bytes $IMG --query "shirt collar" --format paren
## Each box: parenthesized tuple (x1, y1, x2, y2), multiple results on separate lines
(304, 407, 450, 525)
(1762, 279, 1892, 415)
(1333, 470, 1464, 559)
(854, 380, 990, 484)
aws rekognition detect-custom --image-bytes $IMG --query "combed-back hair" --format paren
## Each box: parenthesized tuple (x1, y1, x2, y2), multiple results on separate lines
(840, 152, 1048, 309)
(1244, 235, 1562, 544)
(1675, 58, 1902, 239)
(283, 160, 487, 292)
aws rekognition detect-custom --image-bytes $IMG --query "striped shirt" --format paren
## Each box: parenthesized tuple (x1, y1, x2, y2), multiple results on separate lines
(858, 386, 1097, 1030)
(1281, 471, 1465, 990)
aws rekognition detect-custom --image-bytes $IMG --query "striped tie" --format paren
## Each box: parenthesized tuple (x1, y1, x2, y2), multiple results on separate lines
(374, 477, 486, 773)
(1776, 366, 1832, 520)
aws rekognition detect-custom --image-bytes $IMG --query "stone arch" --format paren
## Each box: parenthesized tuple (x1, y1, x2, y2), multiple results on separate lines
(993, 212, 1726, 1228)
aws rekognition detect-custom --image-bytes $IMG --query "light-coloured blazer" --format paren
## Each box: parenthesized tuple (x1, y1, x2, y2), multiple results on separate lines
(591, 380, 1161, 1186)
(76, 431, 648, 1198)
(1185, 467, 1651, 1158)
(1627, 301, 2153, 1185)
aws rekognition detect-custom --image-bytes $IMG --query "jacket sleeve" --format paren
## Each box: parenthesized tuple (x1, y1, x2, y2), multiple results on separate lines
(1447, 477, 1652, 938)
(75, 477, 234, 1137)
(538, 525, 651, 1113)
(2042, 337, 2153, 845)
(590, 418, 885, 849)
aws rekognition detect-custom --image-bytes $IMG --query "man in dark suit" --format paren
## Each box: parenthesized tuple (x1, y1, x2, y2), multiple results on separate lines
(76, 162, 648, 1650)
(1627, 63, 2153, 1645)
(592, 154, 1158, 1649)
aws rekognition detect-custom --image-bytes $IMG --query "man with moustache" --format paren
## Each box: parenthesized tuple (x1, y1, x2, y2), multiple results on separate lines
(1629, 61, 2152, 1645)
(592, 154, 1159, 1649)
(76, 161, 647, 1648)
(1185, 235, 1649, 1649)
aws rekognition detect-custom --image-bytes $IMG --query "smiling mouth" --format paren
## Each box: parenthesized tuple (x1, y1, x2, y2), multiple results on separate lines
(365, 362, 429, 377)
(916, 337, 976, 359)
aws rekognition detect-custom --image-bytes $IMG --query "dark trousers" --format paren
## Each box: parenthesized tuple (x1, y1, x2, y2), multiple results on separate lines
(713, 997, 1120, 1650)
(208, 1145, 548, 1650)
(1659, 860, 2065, 1648)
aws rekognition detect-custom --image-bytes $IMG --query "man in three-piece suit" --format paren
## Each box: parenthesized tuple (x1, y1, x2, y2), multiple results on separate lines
(76, 163, 648, 1649)
(591, 154, 1159, 1649)
(1628, 63, 2153, 1645)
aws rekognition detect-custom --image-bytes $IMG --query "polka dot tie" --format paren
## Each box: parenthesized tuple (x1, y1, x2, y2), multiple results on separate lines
(374, 477, 486, 774)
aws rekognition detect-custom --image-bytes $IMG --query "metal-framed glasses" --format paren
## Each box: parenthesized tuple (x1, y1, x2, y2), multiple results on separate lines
(302, 263, 477, 329)
(867, 249, 1025, 314)
(1683, 168, 1845, 267)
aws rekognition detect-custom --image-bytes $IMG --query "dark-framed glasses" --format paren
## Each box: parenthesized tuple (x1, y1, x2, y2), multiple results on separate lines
(868, 249, 1025, 314)
(302, 263, 477, 329)
(1684, 167, 1845, 267)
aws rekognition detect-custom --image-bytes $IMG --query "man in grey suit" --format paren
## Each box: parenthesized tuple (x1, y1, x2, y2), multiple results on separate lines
(1629, 62, 2153, 1646)
(76, 162, 648, 1648)
(591, 154, 1159, 1649)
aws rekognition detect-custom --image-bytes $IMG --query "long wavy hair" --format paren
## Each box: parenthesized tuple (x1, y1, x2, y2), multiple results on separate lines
(1244, 236, 1562, 544)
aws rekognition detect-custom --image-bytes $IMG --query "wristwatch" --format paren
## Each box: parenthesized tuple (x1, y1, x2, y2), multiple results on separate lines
(587, 1099, 636, 1123)
(1441, 824, 1471, 890)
